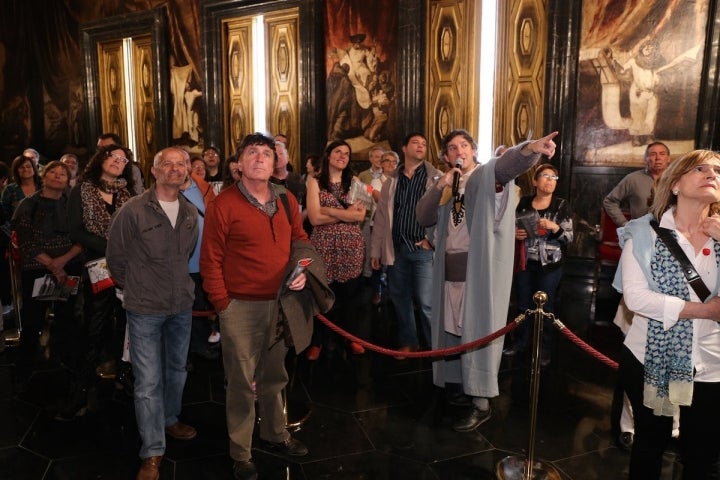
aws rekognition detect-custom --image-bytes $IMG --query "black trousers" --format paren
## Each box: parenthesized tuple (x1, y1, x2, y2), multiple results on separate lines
(79, 268, 125, 383)
(18, 268, 83, 373)
(619, 345, 720, 479)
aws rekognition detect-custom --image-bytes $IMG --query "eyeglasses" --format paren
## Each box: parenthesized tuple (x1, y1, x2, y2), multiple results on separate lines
(109, 153, 129, 164)
(691, 164, 720, 178)
(381, 159, 397, 164)
(539, 173, 559, 181)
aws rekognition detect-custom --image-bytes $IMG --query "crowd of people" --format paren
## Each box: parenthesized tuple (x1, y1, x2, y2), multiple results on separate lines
(6, 129, 720, 480)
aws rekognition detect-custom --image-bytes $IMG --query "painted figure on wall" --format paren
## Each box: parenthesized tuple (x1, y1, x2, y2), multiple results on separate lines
(171, 59, 203, 146)
(0, 0, 204, 164)
(576, 0, 708, 166)
(324, 0, 397, 157)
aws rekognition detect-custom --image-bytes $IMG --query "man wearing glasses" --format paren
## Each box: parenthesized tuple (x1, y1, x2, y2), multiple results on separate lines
(202, 146, 224, 197)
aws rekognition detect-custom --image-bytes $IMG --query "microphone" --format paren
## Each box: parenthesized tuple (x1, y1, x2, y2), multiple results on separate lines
(451, 159, 464, 196)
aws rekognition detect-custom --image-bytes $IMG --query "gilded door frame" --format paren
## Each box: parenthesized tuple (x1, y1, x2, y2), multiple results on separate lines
(80, 7, 170, 165)
(202, 0, 323, 166)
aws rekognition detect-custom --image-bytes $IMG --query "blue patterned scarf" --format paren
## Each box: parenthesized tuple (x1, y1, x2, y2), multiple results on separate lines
(645, 234, 720, 416)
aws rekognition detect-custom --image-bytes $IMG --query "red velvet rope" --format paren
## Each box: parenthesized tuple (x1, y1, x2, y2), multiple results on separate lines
(316, 310, 620, 371)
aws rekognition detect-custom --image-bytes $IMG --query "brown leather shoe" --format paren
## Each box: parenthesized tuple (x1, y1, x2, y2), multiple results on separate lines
(136, 455, 162, 480)
(95, 359, 117, 379)
(165, 422, 197, 440)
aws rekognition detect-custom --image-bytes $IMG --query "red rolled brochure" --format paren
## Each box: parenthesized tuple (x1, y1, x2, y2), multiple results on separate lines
(286, 257, 313, 287)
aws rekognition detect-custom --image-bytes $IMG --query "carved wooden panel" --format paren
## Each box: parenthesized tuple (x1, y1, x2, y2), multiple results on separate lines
(495, 0, 547, 194)
(97, 40, 127, 145)
(81, 7, 169, 163)
(222, 18, 253, 157)
(426, 0, 480, 163)
(132, 35, 154, 179)
(265, 8, 299, 170)
(495, 0, 546, 147)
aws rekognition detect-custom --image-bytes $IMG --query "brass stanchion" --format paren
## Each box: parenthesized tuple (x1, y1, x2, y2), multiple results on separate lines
(4, 238, 22, 346)
(284, 355, 311, 432)
(496, 291, 561, 480)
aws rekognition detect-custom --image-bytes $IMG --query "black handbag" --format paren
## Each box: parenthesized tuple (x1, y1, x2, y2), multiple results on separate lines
(650, 219, 711, 301)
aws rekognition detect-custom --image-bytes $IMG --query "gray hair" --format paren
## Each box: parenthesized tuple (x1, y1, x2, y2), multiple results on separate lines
(369, 146, 385, 159)
(381, 150, 399, 163)
(153, 147, 190, 167)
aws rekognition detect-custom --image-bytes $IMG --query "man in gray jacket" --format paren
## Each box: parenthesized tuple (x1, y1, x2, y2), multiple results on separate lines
(107, 146, 199, 480)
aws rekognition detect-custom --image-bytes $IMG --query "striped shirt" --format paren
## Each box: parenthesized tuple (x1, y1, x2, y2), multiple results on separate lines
(392, 163, 428, 251)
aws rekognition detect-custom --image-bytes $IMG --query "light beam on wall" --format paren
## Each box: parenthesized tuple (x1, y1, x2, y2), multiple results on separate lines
(477, 0, 497, 161)
(122, 37, 138, 157)
(252, 15, 267, 134)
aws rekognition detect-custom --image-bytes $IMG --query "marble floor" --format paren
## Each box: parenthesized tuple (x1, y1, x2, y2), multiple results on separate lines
(0, 259, 684, 479)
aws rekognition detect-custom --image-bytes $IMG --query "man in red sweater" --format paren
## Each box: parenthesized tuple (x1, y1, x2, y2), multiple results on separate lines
(200, 133, 309, 480)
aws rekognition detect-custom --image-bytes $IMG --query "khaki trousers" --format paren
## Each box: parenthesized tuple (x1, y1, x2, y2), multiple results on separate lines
(219, 298, 289, 462)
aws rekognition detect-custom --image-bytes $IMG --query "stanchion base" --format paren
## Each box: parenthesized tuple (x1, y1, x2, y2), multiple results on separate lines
(3, 328, 20, 346)
(285, 399, 312, 432)
(496, 455, 562, 480)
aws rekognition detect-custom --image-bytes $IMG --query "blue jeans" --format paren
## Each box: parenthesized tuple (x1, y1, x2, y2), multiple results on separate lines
(513, 261, 563, 352)
(387, 243, 433, 348)
(127, 308, 192, 459)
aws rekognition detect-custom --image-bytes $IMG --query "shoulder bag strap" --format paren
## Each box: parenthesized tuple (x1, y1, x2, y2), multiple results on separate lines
(179, 190, 204, 217)
(650, 219, 711, 301)
(271, 183, 292, 225)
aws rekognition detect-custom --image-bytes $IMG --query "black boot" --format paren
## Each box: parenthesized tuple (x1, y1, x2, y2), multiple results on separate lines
(115, 360, 134, 397)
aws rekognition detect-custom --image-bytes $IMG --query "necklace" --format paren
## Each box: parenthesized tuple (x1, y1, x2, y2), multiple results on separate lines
(452, 193, 465, 226)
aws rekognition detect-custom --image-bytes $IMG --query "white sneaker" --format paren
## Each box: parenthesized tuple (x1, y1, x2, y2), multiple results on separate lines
(208, 331, 221, 343)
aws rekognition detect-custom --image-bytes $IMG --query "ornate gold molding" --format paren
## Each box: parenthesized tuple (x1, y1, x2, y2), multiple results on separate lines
(495, 0, 547, 193)
(426, 0, 547, 172)
(97, 40, 127, 144)
(132, 35, 154, 180)
(265, 8, 299, 170)
(426, 0, 480, 163)
(223, 17, 254, 158)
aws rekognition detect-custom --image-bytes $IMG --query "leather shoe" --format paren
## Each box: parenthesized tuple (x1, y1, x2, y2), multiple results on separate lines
(452, 406, 492, 432)
(96, 359, 117, 379)
(232, 459, 258, 480)
(136, 455, 162, 480)
(262, 436, 309, 456)
(616, 431, 634, 452)
(502, 343, 524, 357)
(165, 422, 197, 440)
(115, 361, 134, 397)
